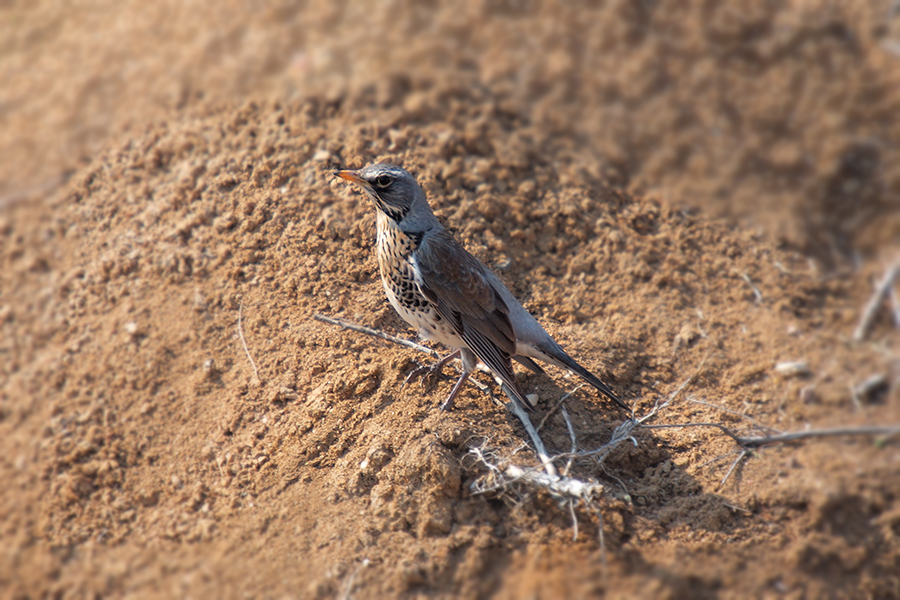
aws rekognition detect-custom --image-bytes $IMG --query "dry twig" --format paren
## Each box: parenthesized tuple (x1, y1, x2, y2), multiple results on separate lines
(536, 385, 584, 432)
(238, 299, 260, 384)
(688, 398, 779, 434)
(643, 422, 900, 448)
(314, 314, 439, 357)
(890, 282, 900, 326)
(738, 272, 763, 304)
(853, 260, 900, 342)
(568, 499, 579, 541)
(560, 403, 578, 477)
(719, 449, 752, 489)
(468, 447, 602, 501)
(502, 386, 558, 477)
(338, 558, 369, 600)
(591, 503, 609, 577)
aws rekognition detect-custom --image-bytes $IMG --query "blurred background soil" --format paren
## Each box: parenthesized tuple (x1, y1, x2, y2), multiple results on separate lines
(1, 1, 899, 598)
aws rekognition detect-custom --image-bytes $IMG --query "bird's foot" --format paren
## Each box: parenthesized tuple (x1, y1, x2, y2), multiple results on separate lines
(401, 350, 460, 391)
(402, 363, 446, 389)
(439, 370, 471, 412)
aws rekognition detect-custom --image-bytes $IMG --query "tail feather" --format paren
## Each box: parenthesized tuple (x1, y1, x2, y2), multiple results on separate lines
(540, 346, 629, 411)
(514, 355, 546, 375)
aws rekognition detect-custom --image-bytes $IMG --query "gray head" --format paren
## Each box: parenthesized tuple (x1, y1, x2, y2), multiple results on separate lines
(335, 163, 438, 232)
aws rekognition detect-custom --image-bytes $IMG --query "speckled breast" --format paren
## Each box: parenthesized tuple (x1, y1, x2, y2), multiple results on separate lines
(375, 217, 462, 348)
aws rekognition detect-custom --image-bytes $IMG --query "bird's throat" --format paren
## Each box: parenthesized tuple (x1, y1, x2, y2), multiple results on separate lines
(375, 212, 424, 278)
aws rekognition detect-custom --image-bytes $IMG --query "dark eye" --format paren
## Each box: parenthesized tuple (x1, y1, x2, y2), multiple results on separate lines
(374, 175, 392, 188)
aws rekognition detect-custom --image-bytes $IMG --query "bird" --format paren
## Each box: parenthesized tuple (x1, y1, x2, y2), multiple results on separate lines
(334, 163, 627, 414)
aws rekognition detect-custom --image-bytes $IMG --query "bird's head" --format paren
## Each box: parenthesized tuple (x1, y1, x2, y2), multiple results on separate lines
(335, 163, 436, 229)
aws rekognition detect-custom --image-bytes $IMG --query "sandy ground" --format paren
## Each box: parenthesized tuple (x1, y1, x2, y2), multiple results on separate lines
(1, 1, 899, 598)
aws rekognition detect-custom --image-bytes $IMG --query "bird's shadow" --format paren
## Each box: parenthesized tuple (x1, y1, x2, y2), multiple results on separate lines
(486, 368, 753, 539)
(373, 321, 751, 542)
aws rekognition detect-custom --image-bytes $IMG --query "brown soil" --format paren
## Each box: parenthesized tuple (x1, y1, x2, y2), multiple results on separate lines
(2, 2, 899, 599)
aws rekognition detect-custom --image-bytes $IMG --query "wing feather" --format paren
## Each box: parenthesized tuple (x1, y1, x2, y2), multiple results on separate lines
(415, 229, 534, 409)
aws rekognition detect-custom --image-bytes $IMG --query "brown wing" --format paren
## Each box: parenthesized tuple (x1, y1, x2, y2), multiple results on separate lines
(415, 229, 534, 410)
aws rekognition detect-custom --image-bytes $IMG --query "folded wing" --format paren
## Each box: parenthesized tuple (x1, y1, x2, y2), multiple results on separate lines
(415, 229, 534, 410)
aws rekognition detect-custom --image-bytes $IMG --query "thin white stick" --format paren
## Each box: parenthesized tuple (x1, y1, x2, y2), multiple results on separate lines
(467, 448, 603, 501)
(536, 385, 583, 432)
(573, 419, 639, 462)
(568, 499, 579, 541)
(503, 386, 558, 477)
(849, 383, 863, 412)
(694, 448, 745, 471)
(638, 355, 707, 425)
(591, 504, 608, 578)
(853, 261, 900, 342)
(718, 449, 751, 489)
(501, 464, 602, 499)
(560, 403, 578, 477)
(890, 282, 900, 327)
(688, 398, 779, 433)
(238, 299, 260, 384)
(739, 272, 763, 303)
(338, 558, 369, 600)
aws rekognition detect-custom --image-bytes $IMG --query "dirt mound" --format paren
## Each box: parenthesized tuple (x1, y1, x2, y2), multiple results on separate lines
(2, 1, 900, 598)
(2, 88, 898, 598)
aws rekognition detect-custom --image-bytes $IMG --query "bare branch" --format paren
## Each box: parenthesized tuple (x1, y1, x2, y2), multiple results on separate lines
(643, 422, 900, 448)
(338, 558, 369, 600)
(688, 398, 779, 433)
(571, 418, 640, 462)
(890, 280, 900, 327)
(849, 383, 864, 412)
(314, 314, 439, 357)
(694, 448, 745, 471)
(589, 503, 608, 579)
(501, 463, 603, 499)
(638, 353, 709, 424)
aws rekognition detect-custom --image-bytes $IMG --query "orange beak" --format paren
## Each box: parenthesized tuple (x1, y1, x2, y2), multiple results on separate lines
(334, 170, 369, 188)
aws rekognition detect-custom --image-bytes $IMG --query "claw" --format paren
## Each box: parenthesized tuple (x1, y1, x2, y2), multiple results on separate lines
(400, 349, 460, 391)
(397, 349, 473, 411)
(402, 362, 440, 389)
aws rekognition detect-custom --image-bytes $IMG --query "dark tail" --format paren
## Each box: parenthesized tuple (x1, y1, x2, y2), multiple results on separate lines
(514, 355, 546, 375)
(545, 347, 629, 411)
(500, 382, 537, 413)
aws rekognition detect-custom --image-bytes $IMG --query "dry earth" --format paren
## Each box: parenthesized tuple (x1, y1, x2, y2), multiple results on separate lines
(1, 1, 899, 598)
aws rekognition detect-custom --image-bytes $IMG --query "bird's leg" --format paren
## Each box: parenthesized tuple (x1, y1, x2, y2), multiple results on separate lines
(402, 349, 461, 390)
(439, 370, 472, 412)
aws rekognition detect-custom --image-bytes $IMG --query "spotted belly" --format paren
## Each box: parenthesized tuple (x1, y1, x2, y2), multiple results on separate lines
(380, 261, 463, 348)
(376, 221, 462, 348)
